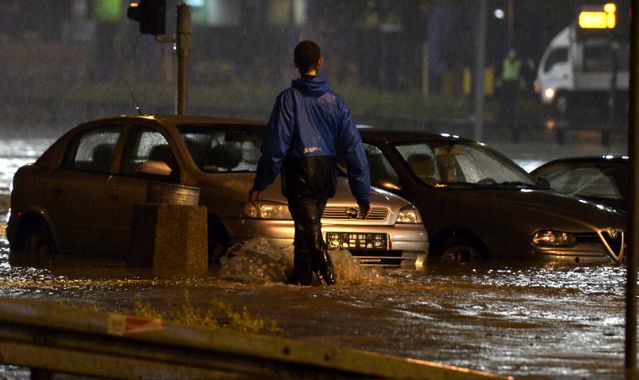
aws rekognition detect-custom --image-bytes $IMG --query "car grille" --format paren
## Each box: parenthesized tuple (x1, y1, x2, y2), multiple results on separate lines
(575, 230, 625, 263)
(322, 206, 389, 221)
(597, 228, 625, 263)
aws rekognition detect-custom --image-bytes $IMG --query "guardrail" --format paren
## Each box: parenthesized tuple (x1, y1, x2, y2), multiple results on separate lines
(0, 297, 509, 379)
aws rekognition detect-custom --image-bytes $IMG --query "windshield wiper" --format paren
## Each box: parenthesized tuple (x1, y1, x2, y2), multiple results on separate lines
(444, 181, 478, 188)
(493, 181, 538, 188)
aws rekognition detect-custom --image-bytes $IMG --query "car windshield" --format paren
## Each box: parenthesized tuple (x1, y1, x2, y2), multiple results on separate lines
(535, 161, 628, 200)
(178, 124, 263, 173)
(394, 141, 536, 187)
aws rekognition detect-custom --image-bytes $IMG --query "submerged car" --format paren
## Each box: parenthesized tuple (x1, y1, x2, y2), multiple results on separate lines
(7, 115, 428, 268)
(531, 156, 628, 211)
(358, 130, 626, 264)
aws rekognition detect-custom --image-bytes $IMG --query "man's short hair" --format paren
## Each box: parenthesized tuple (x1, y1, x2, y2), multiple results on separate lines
(294, 40, 321, 73)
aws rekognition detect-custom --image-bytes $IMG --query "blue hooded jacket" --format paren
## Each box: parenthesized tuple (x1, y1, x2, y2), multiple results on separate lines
(253, 76, 371, 204)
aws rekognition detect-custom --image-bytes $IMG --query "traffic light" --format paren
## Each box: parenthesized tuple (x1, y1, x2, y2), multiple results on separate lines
(127, 0, 166, 35)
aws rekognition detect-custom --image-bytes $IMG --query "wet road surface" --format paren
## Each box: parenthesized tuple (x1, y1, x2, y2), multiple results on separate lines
(0, 237, 631, 379)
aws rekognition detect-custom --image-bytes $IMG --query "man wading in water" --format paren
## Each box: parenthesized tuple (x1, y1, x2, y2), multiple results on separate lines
(249, 40, 371, 286)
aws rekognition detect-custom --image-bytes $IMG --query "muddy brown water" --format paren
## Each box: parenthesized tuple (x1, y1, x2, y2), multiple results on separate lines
(0, 237, 631, 379)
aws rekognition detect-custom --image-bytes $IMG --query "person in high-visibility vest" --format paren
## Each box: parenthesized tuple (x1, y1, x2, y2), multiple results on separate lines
(498, 49, 523, 142)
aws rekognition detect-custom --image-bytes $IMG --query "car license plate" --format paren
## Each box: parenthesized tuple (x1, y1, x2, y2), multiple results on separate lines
(326, 232, 388, 250)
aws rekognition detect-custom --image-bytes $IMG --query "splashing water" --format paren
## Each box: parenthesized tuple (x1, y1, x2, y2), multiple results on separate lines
(215, 238, 389, 286)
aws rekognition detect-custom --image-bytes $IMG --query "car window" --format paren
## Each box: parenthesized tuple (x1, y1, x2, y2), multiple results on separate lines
(63, 126, 120, 173)
(393, 144, 439, 185)
(121, 127, 179, 181)
(179, 124, 263, 172)
(363, 144, 400, 186)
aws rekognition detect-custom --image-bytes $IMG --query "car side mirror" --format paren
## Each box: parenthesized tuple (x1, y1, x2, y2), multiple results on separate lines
(137, 160, 172, 177)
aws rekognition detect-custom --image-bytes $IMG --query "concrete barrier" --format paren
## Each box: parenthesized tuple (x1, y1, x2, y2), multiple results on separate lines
(127, 204, 208, 279)
(0, 297, 510, 379)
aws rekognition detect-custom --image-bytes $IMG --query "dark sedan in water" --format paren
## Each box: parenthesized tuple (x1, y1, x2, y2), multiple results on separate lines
(358, 130, 626, 264)
(531, 156, 628, 211)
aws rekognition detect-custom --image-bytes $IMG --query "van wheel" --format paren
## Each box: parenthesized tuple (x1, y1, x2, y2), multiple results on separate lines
(10, 220, 55, 265)
(433, 236, 483, 263)
(555, 95, 569, 115)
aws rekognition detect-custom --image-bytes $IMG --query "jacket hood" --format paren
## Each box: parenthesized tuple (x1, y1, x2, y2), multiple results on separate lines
(291, 76, 330, 97)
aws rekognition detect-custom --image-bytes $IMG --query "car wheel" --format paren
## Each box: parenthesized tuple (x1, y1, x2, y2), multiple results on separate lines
(208, 214, 230, 265)
(208, 240, 229, 264)
(10, 219, 55, 265)
(434, 236, 483, 263)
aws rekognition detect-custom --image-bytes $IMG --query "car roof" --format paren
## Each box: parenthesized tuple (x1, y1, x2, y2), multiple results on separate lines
(85, 114, 266, 128)
(536, 156, 629, 168)
(359, 129, 476, 145)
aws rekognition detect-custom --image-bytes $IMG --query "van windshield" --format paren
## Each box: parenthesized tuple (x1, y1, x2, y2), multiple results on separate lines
(543, 47, 568, 72)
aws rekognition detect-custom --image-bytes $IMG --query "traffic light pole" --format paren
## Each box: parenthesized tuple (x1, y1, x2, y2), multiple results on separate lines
(154, 3, 191, 115)
(176, 3, 191, 115)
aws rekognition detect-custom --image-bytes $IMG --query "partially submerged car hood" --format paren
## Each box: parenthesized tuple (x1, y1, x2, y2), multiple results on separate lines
(448, 187, 625, 230)
(196, 173, 409, 216)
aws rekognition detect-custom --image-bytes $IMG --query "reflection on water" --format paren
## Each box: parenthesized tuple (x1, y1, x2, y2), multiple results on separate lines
(0, 138, 52, 190)
(0, 238, 631, 379)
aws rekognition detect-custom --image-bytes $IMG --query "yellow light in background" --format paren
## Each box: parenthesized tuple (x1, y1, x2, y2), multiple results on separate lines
(546, 119, 556, 131)
(578, 3, 616, 29)
(579, 12, 608, 28)
(606, 3, 616, 28)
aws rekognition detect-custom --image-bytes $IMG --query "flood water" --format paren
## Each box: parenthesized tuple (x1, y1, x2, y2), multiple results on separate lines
(0, 137, 633, 379)
(0, 237, 631, 379)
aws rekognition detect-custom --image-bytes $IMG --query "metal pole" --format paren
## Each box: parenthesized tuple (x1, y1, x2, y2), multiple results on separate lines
(506, 0, 514, 50)
(473, 0, 487, 141)
(627, 0, 639, 375)
(176, 3, 191, 115)
(607, 31, 619, 138)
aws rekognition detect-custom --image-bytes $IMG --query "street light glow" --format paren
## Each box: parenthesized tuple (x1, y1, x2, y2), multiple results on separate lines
(494, 9, 505, 19)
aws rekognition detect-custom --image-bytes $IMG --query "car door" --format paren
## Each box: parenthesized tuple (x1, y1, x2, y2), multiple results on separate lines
(361, 141, 450, 237)
(107, 125, 182, 255)
(45, 124, 123, 256)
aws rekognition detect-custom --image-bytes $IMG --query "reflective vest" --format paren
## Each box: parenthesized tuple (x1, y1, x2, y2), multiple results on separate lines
(502, 58, 522, 81)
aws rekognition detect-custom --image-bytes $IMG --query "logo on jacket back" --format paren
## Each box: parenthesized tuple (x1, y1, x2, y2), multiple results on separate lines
(304, 147, 321, 154)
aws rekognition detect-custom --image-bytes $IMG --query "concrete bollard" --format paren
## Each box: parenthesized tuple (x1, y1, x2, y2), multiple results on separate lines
(127, 204, 208, 279)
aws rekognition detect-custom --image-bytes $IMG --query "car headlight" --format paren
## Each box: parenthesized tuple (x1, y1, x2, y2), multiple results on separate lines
(397, 205, 422, 224)
(244, 201, 291, 220)
(532, 230, 577, 247)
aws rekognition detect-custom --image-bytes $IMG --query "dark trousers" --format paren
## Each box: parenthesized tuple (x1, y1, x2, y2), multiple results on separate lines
(287, 195, 335, 285)
(499, 80, 519, 141)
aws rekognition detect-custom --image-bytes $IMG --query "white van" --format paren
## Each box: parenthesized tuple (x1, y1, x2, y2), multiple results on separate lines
(536, 24, 628, 114)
